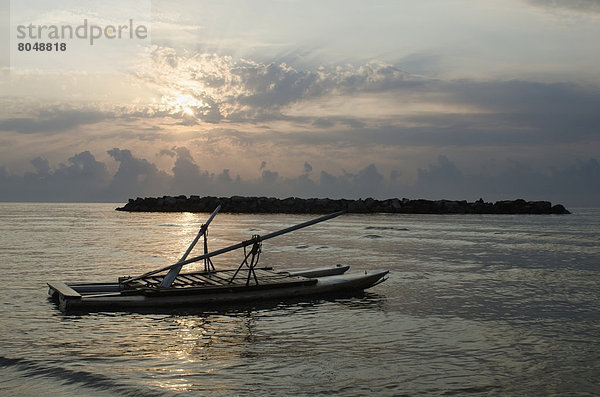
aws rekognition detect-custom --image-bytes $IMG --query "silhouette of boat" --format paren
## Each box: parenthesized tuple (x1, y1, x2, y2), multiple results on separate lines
(48, 207, 388, 313)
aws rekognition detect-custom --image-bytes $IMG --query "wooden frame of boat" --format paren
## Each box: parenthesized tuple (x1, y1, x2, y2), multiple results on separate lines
(47, 207, 389, 313)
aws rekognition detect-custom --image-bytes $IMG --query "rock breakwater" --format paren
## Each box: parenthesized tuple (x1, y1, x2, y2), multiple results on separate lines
(116, 196, 570, 214)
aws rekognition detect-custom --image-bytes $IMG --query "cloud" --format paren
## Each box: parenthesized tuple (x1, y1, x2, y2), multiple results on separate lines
(217, 169, 233, 184)
(140, 48, 417, 124)
(303, 161, 313, 174)
(107, 148, 171, 200)
(409, 156, 600, 205)
(2, 49, 598, 156)
(525, 0, 600, 13)
(158, 148, 176, 157)
(417, 155, 463, 184)
(1, 51, 599, 204)
(142, 49, 600, 150)
(0, 150, 110, 201)
(0, 109, 109, 134)
(354, 164, 386, 196)
(234, 61, 324, 109)
(0, 147, 598, 206)
(170, 146, 213, 190)
(261, 169, 279, 185)
(445, 80, 600, 134)
(31, 157, 51, 174)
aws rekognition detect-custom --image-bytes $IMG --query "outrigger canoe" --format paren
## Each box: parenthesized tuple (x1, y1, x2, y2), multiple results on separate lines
(47, 207, 389, 313)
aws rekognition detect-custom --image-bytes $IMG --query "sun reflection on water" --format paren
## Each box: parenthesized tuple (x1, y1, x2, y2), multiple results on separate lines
(152, 313, 259, 392)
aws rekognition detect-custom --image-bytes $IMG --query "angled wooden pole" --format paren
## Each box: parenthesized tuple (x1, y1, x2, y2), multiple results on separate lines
(159, 205, 221, 288)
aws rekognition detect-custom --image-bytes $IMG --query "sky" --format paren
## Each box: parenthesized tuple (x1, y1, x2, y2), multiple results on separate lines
(1, 0, 599, 206)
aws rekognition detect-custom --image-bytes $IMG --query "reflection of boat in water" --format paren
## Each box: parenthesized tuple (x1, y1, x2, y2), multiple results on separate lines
(47, 207, 389, 313)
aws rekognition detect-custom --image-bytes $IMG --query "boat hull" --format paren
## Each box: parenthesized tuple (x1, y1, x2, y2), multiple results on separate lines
(48, 269, 388, 313)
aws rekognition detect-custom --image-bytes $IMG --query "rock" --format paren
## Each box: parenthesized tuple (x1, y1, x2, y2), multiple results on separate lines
(551, 204, 570, 214)
(115, 196, 570, 215)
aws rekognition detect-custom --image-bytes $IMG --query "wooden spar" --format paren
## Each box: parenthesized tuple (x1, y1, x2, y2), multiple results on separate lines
(159, 205, 221, 288)
(180, 205, 221, 262)
(180, 210, 345, 265)
(122, 210, 345, 285)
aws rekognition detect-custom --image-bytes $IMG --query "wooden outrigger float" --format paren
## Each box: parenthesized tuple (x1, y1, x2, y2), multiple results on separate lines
(47, 207, 388, 313)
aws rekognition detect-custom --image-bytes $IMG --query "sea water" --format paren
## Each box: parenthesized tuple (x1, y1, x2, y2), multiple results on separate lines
(0, 203, 598, 395)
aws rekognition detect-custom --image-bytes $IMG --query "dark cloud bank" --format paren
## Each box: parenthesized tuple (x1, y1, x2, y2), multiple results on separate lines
(1, 148, 598, 207)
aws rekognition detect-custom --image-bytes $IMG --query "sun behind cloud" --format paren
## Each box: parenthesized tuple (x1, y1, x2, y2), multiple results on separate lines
(163, 94, 205, 117)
